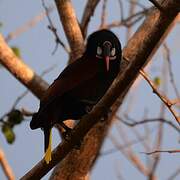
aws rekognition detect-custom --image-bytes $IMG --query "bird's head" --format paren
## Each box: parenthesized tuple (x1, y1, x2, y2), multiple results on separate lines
(85, 29, 122, 72)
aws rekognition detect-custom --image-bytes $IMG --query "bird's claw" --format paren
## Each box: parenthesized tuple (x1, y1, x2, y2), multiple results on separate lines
(62, 128, 73, 141)
(62, 129, 83, 150)
(73, 139, 83, 150)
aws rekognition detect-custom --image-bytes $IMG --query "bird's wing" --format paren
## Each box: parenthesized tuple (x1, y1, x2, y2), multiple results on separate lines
(40, 56, 97, 107)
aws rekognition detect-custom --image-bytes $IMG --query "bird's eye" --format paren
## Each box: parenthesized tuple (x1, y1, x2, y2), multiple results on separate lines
(111, 48, 116, 56)
(97, 46, 102, 55)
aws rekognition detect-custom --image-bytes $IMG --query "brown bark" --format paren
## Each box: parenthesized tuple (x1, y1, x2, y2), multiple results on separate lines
(50, 121, 111, 180)
(0, 34, 48, 99)
(20, 0, 180, 179)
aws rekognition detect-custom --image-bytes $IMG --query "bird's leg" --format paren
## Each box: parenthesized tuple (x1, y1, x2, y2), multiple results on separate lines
(59, 121, 83, 150)
(59, 122, 73, 141)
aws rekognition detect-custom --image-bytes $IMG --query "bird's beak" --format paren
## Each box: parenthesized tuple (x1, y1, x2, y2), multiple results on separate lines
(105, 56, 110, 71)
(103, 45, 111, 71)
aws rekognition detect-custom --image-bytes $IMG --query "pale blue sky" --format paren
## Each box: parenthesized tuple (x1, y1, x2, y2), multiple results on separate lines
(0, 0, 180, 179)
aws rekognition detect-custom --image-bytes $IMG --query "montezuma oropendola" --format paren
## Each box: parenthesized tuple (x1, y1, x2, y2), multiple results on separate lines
(30, 29, 122, 163)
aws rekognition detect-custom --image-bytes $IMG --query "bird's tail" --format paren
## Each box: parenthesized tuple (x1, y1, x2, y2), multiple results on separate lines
(44, 127, 52, 164)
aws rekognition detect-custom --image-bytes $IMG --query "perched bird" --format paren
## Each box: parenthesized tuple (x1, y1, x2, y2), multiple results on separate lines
(30, 29, 122, 164)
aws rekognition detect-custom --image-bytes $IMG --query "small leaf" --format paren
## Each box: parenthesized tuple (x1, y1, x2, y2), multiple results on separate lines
(0, 22, 3, 28)
(8, 109, 23, 125)
(11, 46, 21, 58)
(154, 77, 161, 86)
(2, 124, 15, 144)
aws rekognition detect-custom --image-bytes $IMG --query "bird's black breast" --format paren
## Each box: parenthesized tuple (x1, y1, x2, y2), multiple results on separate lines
(62, 59, 120, 120)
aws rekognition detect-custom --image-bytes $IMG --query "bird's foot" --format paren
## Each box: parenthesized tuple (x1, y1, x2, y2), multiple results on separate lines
(62, 128, 83, 150)
(62, 128, 73, 141)
(73, 139, 83, 150)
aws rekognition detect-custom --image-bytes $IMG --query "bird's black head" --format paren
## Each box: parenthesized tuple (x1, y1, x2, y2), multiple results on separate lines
(85, 29, 122, 72)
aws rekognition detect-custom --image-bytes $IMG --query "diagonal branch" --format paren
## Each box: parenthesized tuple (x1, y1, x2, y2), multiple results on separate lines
(140, 70, 180, 126)
(0, 34, 48, 99)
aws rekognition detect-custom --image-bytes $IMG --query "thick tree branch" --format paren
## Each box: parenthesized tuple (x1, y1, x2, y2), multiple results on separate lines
(0, 34, 48, 99)
(20, 1, 180, 179)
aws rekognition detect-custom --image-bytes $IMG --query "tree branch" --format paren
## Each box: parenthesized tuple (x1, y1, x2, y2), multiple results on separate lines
(0, 34, 48, 99)
(55, 0, 84, 60)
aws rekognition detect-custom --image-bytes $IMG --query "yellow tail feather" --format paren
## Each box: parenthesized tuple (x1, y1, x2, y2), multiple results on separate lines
(44, 128, 52, 164)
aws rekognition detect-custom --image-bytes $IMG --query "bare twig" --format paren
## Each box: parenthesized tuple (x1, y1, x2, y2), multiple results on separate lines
(126, 0, 137, 42)
(149, 60, 168, 180)
(140, 70, 180, 126)
(0, 148, 15, 180)
(81, 0, 100, 37)
(42, 0, 70, 54)
(117, 116, 180, 134)
(111, 126, 156, 178)
(117, 0, 124, 21)
(5, 5, 54, 42)
(100, 0, 108, 28)
(171, 99, 180, 105)
(127, 0, 147, 10)
(102, 8, 149, 29)
(11, 64, 56, 111)
(163, 43, 180, 99)
(142, 149, 180, 155)
(101, 134, 148, 156)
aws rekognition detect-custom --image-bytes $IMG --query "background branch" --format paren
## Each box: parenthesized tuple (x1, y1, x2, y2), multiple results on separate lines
(140, 70, 180, 126)
(0, 148, 15, 180)
(0, 34, 48, 99)
(5, 5, 54, 42)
